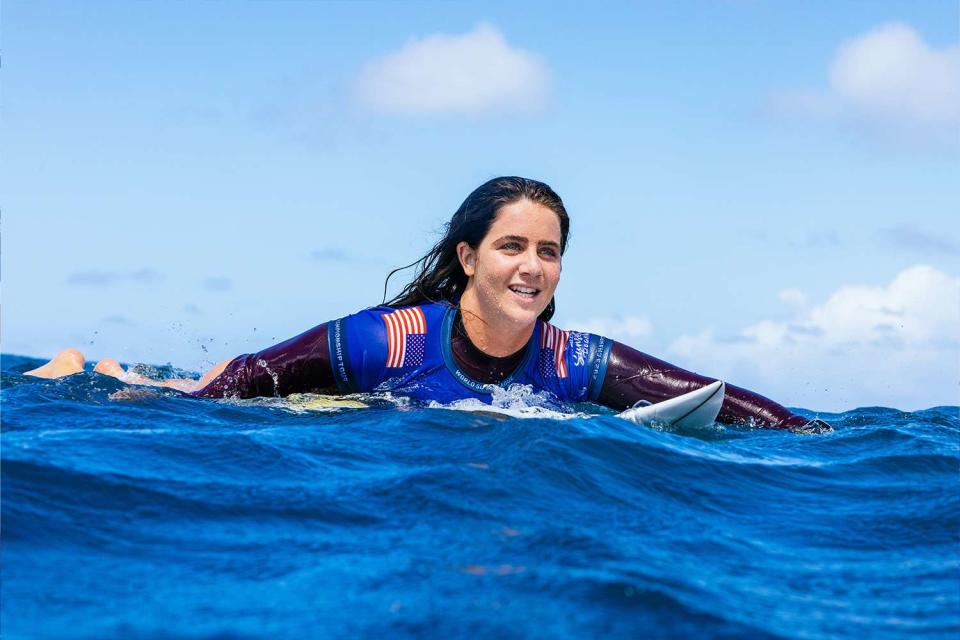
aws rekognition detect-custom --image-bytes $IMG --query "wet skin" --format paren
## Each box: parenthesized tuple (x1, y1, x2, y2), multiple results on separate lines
(456, 199, 562, 357)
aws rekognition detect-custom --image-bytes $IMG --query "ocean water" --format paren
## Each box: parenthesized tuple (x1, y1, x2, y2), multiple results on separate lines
(2, 353, 958, 639)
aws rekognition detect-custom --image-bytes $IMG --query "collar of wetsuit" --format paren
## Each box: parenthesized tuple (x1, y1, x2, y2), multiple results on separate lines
(452, 311, 527, 363)
(450, 311, 527, 385)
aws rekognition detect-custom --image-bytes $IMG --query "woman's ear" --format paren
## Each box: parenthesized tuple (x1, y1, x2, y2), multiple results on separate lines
(456, 241, 477, 277)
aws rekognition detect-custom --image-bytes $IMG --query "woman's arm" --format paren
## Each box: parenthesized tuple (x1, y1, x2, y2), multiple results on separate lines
(597, 341, 829, 431)
(192, 323, 337, 399)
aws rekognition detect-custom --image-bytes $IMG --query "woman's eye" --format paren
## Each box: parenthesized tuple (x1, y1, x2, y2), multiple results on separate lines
(501, 242, 521, 251)
(539, 248, 558, 258)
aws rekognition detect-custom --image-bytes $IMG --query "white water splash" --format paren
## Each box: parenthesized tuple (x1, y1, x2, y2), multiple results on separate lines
(428, 384, 594, 420)
(256, 358, 281, 397)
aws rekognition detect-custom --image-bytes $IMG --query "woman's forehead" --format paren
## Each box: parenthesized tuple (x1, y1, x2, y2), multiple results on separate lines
(487, 200, 561, 241)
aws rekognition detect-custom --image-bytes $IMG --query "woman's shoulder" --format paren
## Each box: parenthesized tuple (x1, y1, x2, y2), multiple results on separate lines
(332, 301, 453, 336)
(537, 319, 613, 349)
(345, 300, 454, 316)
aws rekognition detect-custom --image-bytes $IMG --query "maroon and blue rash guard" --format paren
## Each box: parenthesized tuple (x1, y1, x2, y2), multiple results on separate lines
(597, 342, 809, 430)
(193, 312, 811, 430)
(193, 323, 338, 399)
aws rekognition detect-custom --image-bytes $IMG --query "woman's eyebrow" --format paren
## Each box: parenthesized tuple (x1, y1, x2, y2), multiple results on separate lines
(494, 235, 561, 248)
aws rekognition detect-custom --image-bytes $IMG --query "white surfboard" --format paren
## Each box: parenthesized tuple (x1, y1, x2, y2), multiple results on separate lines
(617, 380, 725, 429)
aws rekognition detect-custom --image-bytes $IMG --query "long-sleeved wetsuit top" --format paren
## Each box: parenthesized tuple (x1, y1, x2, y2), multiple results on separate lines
(194, 304, 811, 430)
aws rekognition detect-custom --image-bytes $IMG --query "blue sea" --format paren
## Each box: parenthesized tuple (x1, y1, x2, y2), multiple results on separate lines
(2, 353, 958, 639)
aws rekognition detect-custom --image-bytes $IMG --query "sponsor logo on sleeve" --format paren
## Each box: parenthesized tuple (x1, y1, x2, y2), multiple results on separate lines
(332, 319, 349, 385)
(570, 332, 589, 368)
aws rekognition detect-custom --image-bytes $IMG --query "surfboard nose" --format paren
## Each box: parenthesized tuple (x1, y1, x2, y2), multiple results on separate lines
(618, 379, 726, 428)
(675, 380, 725, 429)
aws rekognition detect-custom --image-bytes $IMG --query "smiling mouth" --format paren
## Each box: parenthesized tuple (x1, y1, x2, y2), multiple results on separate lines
(508, 285, 540, 301)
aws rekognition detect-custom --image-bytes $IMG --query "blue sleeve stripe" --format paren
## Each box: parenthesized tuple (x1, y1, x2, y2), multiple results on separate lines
(587, 335, 613, 402)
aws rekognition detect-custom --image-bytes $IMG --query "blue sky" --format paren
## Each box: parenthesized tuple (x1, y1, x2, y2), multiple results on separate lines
(4, 1, 958, 411)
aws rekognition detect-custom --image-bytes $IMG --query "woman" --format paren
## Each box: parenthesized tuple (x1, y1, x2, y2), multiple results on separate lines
(28, 177, 828, 432)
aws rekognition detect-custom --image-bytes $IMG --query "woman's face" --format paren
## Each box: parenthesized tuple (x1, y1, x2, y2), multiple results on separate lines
(457, 199, 563, 329)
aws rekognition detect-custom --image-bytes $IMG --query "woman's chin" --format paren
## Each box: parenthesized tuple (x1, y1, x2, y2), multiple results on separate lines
(502, 302, 545, 327)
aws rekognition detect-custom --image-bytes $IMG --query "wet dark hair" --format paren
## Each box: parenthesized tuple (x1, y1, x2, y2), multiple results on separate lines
(382, 176, 570, 322)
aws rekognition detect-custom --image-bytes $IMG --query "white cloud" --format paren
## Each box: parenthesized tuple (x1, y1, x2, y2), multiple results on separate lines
(669, 265, 960, 412)
(354, 23, 550, 116)
(778, 288, 808, 309)
(878, 224, 960, 256)
(769, 23, 960, 137)
(566, 315, 654, 344)
(830, 23, 960, 127)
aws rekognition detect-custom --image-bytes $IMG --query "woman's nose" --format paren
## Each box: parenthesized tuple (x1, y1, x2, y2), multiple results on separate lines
(518, 249, 543, 277)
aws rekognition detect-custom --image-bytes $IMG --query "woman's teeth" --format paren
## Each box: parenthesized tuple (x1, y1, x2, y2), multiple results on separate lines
(509, 286, 538, 298)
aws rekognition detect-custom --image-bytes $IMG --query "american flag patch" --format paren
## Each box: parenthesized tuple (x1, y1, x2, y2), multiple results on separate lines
(383, 307, 427, 368)
(540, 321, 570, 378)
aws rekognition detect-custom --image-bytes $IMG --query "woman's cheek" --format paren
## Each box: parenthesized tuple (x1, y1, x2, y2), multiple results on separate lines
(479, 273, 504, 307)
(548, 262, 562, 288)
